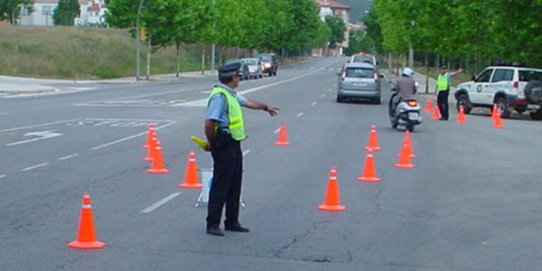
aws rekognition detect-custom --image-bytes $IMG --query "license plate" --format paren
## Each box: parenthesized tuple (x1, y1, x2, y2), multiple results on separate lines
(528, 104, 541, 110)
(409, 112, 419, 119)
(353, 82, 367, 86)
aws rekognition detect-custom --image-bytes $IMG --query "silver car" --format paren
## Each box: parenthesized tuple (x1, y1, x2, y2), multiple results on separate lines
(241, 58, 263, 79)
(337, 62, 381, 104)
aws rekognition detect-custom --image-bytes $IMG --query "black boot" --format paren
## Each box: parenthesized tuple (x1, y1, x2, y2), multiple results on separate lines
(225, 222, 250, 232)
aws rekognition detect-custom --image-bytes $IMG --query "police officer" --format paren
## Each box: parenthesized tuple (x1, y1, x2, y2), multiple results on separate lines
(204, 62, 279, 237)
(436, 65, 462, 120)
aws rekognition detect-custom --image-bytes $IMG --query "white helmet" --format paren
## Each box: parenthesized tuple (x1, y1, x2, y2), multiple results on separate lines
(402, 67, 414, 77)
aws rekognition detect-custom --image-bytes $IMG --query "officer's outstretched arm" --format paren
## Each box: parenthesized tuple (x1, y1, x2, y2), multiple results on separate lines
(244, 99, 279, 116)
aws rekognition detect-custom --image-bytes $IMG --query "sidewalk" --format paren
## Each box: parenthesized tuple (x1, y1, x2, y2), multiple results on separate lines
(0, 70, 218, 95)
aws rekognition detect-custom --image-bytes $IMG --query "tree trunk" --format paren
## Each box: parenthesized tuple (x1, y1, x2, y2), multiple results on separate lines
(425, 52, 429, 94)
(146, 34, 151, 80)
(176, 42, 181, 78)
(201, 45, 206, 75)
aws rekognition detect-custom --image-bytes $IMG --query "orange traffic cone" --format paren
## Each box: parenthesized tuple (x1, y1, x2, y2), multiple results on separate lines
(456, 105, 466, 124)
(275, 121, 290, 145)
(491, 104, 498, 119)
(178, 150, 202, 188)
(67, 192, 106, 249)
(403, 131, 416, 158)
(357, 149, 381, 182)
(365, 124, 381, 151)
(432, 105, 441, 120)
(318, 167, 346, 212)
(143, 136, 156, 161)
(424, 98, 433, 112)
(142, 123, 155, 149)
(493, 108, 504, 129)
(147, 140, 169, 173)
(394, 142, 415, 168)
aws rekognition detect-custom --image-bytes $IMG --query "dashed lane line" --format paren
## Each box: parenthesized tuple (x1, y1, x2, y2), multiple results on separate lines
(22, 163, 48, 171)
(141, 192, 182, 214)
(58, 153, 79, 160)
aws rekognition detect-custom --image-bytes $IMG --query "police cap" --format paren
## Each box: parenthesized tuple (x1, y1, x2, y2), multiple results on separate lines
(218, 62, 242, 77)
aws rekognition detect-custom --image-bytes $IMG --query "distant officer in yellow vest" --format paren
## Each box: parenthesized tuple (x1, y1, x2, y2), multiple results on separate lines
(436, 65, 463, 120)
(204, 62, 279, 237)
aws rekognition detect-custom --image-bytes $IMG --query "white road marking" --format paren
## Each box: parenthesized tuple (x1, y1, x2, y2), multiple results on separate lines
(6, 130, 63, 146)
(321, 94, 326, 97)
(141, 192, 182, 214)
(0, 175, 6, 179)
(0, 119, 76, 133)
(0, 112, 8, 115)
(91, 121, 175, 150)
(297, 112, 304, 117)
(311, 102, 317, 106)
(22, 163, 48, 171)
(58, 153, 78, 160)
(274, 128, 280, 134)
(242, 149, 251, 157)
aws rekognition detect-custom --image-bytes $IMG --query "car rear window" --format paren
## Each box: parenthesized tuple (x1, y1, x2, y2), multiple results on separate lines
(352, 56, 375, 65)
(346, 67, 373, 78)
(519, 70, 542, 82)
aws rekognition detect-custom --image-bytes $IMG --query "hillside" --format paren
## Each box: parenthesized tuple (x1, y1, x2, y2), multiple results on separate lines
(0, 25, 201, 79)
(339, 0, 372, 23)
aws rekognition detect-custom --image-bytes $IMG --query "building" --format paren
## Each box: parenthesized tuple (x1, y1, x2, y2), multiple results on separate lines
(314, 0, 351, 56)
(18, 0, 107, 26)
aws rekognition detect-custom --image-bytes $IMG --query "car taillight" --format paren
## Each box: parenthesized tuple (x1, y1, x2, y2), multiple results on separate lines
(340, 76, 345, 81)
(373, 69, 379, 82)
(407, 100, 418, 106)
(513, 81, 519, 89)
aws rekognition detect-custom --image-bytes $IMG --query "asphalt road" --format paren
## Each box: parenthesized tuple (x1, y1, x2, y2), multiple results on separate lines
(1, 57, 542, 270)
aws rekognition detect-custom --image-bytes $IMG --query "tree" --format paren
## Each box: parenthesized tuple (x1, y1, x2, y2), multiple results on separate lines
(345, 29, 372, 56)
(324, 16, 346, 48)
(53, 0, 80, 26)
(0, 0, 34, 24)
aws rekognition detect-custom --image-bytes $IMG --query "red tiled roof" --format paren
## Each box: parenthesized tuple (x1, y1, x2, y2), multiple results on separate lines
(315, 0, 350, 10)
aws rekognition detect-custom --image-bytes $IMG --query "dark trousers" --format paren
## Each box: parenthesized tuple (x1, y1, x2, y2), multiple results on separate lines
(437, 90, 450, 120)
(206, 138, 243, 228)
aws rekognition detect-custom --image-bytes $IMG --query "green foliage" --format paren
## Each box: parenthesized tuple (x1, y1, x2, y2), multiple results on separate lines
(325, 16, 346, 49)
(52, 0, 80, 26)
(371, 0, 542, 69)
(344, 29, 372, 56)
(0, 0, 34, 24)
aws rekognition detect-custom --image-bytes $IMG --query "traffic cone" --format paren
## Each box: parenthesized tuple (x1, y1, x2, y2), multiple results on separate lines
(143, 136, 156, 161)
(178, 150, 202, 188)
(394, 142, 415, 168)
(456, 105, 466, 124)
(432, 105, 441, 120)
(67, 192, 106, 249)
(424, 98, 432, 112)
(491, 104, 498, 119)
(357, 149, 381, 182)
(365, 124, 381, 151)
(142, 123, 155, 149)
(493, 108, 504, 129)
(275, 121, 290, 145)
(147, 140, 169, 173)
(318, 167, 346, 212)
(403, 131, 416, 158)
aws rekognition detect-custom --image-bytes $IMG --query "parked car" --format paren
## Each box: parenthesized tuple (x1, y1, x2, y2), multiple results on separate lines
(224, 59, 249, 80)
(241, 58, 263, 79)
(337, 62, 382, 104)
(454, 65, 542, 119)
(255, 53, 278, 76)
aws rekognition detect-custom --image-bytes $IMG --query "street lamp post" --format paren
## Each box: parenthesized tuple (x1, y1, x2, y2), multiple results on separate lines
(408, 20, 415, 68)
(135, 0, 145, 81)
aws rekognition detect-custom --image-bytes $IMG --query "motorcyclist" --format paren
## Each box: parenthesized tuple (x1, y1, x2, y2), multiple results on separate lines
(391, 67, 417, 111)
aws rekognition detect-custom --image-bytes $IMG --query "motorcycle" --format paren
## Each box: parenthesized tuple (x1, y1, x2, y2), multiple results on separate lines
(388, 90, 423, 132)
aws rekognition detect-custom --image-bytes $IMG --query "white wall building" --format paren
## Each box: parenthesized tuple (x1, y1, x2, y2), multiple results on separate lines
(19, 0, 107, 26)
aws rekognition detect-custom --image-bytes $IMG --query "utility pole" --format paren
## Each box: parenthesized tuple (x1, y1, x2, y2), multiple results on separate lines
(135, 0, 145, 81)
(408, 20, 415, 68)
(211, 0, 216, 72)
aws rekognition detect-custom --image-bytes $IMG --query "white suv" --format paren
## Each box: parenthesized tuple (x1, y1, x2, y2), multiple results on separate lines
(454, 65, 542, 120)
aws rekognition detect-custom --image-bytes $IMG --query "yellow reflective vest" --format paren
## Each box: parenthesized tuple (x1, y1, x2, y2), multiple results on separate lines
(208, 87, 246, 141)
(437, 73, 450, 91)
